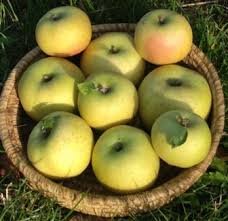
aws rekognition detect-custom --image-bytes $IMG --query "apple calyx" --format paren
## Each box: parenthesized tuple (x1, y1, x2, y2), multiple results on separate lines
(78, 81, 110, 95)
(109, 45, 119, 54)
(167, 115, 188, 148)
(40, 117, 56, 138)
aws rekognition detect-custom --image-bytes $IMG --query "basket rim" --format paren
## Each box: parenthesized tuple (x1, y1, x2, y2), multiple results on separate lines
(0, 23, 225, 218)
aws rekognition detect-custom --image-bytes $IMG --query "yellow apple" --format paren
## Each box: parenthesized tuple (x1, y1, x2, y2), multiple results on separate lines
(18, 57, 85, 121)
(92, 125, 160, 193)
(134, 9, 193, 64)
(138, 64, 212, 130)
(35, 6, 92, 57)
(151, 110, 211, 168)
(80, 32, 145, 85)
(27, 111, 94, 178)
(77, 72, 138, 130)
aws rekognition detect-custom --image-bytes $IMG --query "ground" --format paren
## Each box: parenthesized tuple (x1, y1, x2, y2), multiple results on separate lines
(0, 0, 228, 220)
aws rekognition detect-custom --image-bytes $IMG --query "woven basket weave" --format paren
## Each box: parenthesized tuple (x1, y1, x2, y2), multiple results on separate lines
(0, 23, 225, 218)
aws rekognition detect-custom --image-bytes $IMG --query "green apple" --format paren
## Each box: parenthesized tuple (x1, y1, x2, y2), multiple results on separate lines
(138, 64, 212, 130)
(27, 111, 94, 178)
(35, 6, 92, 57)
(80, 32, 145, 85)
(77, 72, 138, 130)
(18, 57, 85, 121)
(92, 125, 160, 193)
(151, 110, 211, 168)
(134, 9, 193, 64)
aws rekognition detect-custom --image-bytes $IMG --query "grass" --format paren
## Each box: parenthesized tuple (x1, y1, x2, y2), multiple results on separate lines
(0, 0, 228, 220)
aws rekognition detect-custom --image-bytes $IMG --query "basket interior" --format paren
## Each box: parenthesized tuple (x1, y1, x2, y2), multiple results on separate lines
(12, 55, 184, 196)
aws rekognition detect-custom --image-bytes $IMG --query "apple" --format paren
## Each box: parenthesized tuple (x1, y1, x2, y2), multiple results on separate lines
(134, 9, 193, 64)
(151, 110, 211, 168)
(138, 64, 212, 130)
(77, 72, 138, 130)
(80, 32, 146, 85)
(18, 57, 85, 121)
(92, 125, 160, 193)
(27, 111, 94, 178)
(35, 6, 92, 57)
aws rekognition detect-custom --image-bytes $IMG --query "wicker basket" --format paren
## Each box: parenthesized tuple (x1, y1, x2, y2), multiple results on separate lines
(0, 23, 225, 218)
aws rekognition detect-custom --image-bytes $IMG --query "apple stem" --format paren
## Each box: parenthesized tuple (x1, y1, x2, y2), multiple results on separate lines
(96, 84, 110, 94)
(40, 117, 57, 138)
(41, 126, 52, 138)
(50, 14, 61, 21)
(109, 45, 119, 54)
(176, 115, 190, 128)
(167, 78, 182, 87)
(42, 74, 53, 82)
(113, 142, 124, 152)
(158, 15, 165, 25)
(78, 81, 110, 95)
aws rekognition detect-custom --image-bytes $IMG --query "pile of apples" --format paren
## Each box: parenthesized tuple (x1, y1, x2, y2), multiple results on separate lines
(18, 6, 212, 193)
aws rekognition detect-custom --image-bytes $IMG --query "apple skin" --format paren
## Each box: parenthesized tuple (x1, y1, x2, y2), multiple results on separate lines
(151, 110, 211, 168)
(35, 6, 92, 57)
(80, 32, 145, 85)
(92, 125, 160, 193)
(134, 9, 193, 65)
(138, 64, 212, 130)
(77, 72, 138, 130)
(27, 111, 94, 179)
(18, 57, 85, 121)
